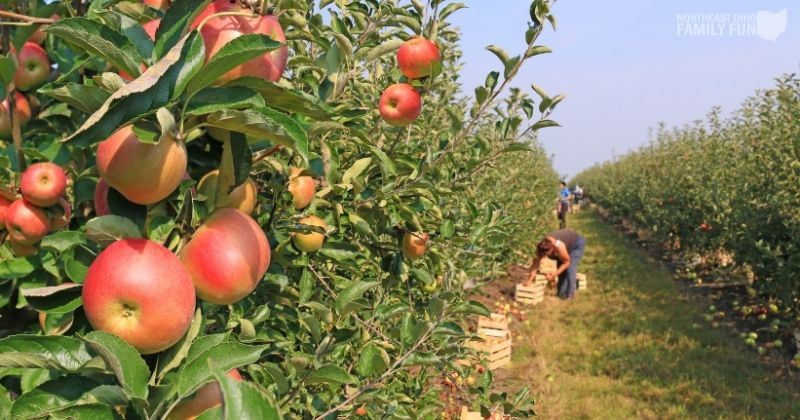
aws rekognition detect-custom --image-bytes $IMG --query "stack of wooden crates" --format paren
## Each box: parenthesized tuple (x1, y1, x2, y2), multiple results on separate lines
(514, 257, 557, 305)
(465, 313, 512, 370)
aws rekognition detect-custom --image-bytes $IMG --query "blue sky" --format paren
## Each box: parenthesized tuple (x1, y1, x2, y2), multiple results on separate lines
(449, 1, 800, 178)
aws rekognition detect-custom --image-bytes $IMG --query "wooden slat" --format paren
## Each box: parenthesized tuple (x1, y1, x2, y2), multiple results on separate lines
(461, 407, 482, 420)
(577, 273, 588, 290)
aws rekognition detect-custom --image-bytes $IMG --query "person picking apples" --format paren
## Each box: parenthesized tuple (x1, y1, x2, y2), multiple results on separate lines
(524, 228, 586, 300)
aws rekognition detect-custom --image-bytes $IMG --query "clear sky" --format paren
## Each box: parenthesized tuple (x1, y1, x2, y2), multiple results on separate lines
(449, 1, 800, 179)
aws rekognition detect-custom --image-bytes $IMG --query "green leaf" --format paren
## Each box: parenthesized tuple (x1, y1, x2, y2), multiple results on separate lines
(440, 219, 455, 238)
(93, 10, 154, 60)
(40, 231, 87, 254)
(186, 34, 282, 95)
(369, 146, 396, 177)
(39, 84, 111, 114)
(225, 78, 331, 120)
(85, 215, 142, 246)
(157, 308, 203, 381)
(335, 281, 379, 316)
(357, 343, 389, 377)
(525, 45, 552, 58)
(0, 54, 17, 86)
(341, 157, 372, 185)
(0, 335, 93, 372)
(452, 300, 491, 317)
(0, 258, 36, 280)
(185, 86, 265, 115)
(305, 365, 356, 385)
(502, 142, 532, 153)
(485, 45, 510, 68)
(531, 119, 560, 131)
(402, 351, 441, 367)
(440, 2, 467, 19)
(213, 365, 281, 420)
(81, 331, 150, 401)
(205, 107, 308, 162)
(152, 0, 211, 59)
(375, 302, 411, 320)
(10, 377, 126, 420)
(45, 17, 143, 77)
(196, 406, 223, 420)
(21, 283, 83, 314)
(177, 342, 266, 396)
(362, 38, 404, 63)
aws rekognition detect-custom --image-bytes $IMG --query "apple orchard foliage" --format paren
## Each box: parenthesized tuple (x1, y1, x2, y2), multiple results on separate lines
(574, 76, 800, 325)
(0, 0, 561, 418)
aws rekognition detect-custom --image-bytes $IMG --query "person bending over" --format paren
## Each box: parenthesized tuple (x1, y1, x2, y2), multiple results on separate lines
(525, 228, 586, 299)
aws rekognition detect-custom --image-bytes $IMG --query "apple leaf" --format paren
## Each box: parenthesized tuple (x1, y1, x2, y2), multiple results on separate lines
(225, 78, 331, 120)
(185, 86, 265, 115)
(40, 231, 87, 254)
(305, 365, 356, 385)
(10, 376, 126, 420)
(0, 258, 36, 280)
(85, 215, 142, 246)
(45, 17, 144, 78)
(156, 308, 203, 382)
(334, 281, 379, 316)
(92, 9, 154, 60)
(21, 283, 82, 314)
(38, 84, 111, 115)
(152, 0, 211, 60)
(81, 331, 150, 402)
(0, 335, 93, 372)
(195, 406, 223, 420)
(205, 107, 308, 163)
(356, 343, 389, 377)
(176, 341, 266, 397)
(212, 363, 281, 420)
(185, 34, 283, 97)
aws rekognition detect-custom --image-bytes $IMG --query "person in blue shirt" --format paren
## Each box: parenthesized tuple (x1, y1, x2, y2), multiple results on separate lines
(557, 181, 570, 228)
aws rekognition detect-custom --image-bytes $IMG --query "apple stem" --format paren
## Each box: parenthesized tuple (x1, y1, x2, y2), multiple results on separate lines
(0, 10, 54, 24)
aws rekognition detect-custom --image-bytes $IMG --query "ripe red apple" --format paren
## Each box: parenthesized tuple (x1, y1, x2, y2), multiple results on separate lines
(0, 92, 32, 139)
(10, 239, 38, 257)
(5, 200, 50, 245)
(0, 195, 10, 230)
(93, 179, 111, 216)
(287, 167, 315, 210)
(191, 0, 288, 84)
(379, 83, 421, 126)
(293, 215, 327, 252)
(197, 169, 258, 215)
(180, 208, 270, 305)
(142, 18, 161, 40)
(402, 231, 428, 259)
(97, 125, 188, 205)
(397, 37, 441, 79)
(82, 239, 196, 354)
(27, 15, 60, 45)
(49, 198, 71, 232)
(169, 369, 242, 419)
(20, 162, 67, 207)
(14, 42, 50, 92)
(143, 0, 170, 10)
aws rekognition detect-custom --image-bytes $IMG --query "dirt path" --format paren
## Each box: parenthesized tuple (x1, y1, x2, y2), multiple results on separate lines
(490, 212, 800, 419)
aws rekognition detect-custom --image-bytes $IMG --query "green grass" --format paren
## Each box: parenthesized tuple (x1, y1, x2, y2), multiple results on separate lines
(497, 212, 799, 419)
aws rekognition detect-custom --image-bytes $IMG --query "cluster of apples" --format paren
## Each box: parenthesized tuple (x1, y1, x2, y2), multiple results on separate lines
(0, 163, 70, 256)
(0, 32, 52, 139)
(378, 37, 441, 126)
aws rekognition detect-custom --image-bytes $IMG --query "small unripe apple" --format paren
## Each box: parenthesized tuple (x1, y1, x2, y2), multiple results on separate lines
(82, 239, 196, 354)
(397, 37, 441, 79)
(0, 195, 10, 230)
(169, 370, 242, 419)
(97, 125, 188, 205)
(293, 215, 327, 252)
(197, 169, 258, 215)
(401, 231, 428, 259)
(5, 199, 51, 245)
(14, 42, 50, 91)
(287, 167, 315, 210)
(20, 162, 67, 207)
(0, 92, 32, 139)
(379, 83, 421, 126)
(49, 198, 72, 232)
(191, 0, 288, 84)
(180, 208, 271, 305)
(10, 239, 38, 257)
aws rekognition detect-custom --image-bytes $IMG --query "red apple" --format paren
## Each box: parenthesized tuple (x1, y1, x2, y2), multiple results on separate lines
(19, 162, 67, 207)
(94, 179, 111, 216)
(169, 369, 242, 419)
(397, 37, 441, 79)
(14, 42, 50, 92)
(287, 167, 315, 210)
(379, 83, 421, 126)
(191, 0, 288, 84)
(142, 18, 161, 40)
(0, 92, 32, 139)
(28, 15, 60, 45)
(0, 195, 10, 230)
(180, 208, 270, 305)
(5, 199, 51, 245)
(355, 405, 368, 416)
(82, 239, 196, 354)
(144, 0, 170, 10)
(293, 215, 327, 253)
(10, 239, 38, 257)
(49, 198, 72, 232)
(97, 125, 188, 205)
(197, 169, 258, 215)
(402, 231, 428, 259)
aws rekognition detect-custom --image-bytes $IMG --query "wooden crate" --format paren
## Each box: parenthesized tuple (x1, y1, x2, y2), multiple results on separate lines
(577, 273, 588, 290)
(460, 407, 482, 420)
(477, 313, 510, 338)
(466, 336, 512, 370)
(515, 281, 545, 305)
(540, 257, 557, 273)
(572, 203, 581, 213)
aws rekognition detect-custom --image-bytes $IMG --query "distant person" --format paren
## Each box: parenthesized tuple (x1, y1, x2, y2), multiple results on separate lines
(524, 228, 586, 299)
(557, 181, 570, 228)
(574, 185, 584, 205)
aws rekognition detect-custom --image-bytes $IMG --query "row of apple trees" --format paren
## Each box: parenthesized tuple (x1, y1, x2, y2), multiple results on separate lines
(0, 0, 561, 418)
(573, 75, 800, 353)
